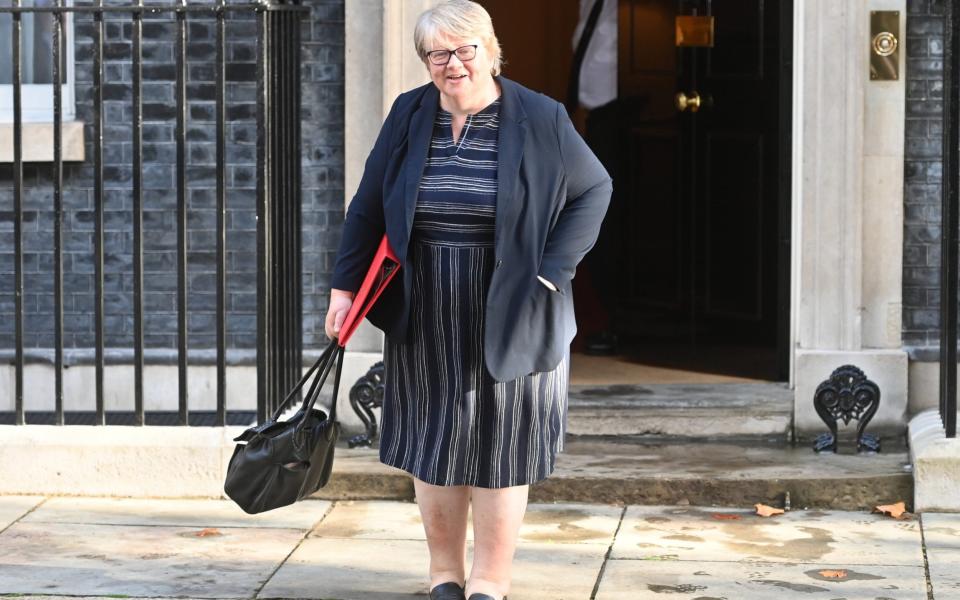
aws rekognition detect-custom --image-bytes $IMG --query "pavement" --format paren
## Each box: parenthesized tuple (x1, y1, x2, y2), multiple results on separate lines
(2, 494, 958, 599)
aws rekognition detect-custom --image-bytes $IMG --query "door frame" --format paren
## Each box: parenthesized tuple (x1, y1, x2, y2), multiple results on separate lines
(777, 0, 795, 382)
(788, 0, 909, 434)
(352, 0, 910, 419)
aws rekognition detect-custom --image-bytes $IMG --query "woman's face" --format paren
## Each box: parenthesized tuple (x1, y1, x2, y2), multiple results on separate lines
(425, 33, 495, 105)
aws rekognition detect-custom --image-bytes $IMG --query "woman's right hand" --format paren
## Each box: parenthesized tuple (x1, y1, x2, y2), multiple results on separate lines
(325, 289, 355, 339)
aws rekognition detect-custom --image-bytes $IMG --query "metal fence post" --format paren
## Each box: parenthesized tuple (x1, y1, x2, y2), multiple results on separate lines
(940, 0, 960, 439)
(256, 0, 304, 423)
(1, 0, 307, 426)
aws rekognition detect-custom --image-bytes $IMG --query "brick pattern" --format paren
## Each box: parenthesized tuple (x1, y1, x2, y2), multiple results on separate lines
(301, 1, 346, 350)
(0, 0, 344, 357)
(904, 0, 947, 350)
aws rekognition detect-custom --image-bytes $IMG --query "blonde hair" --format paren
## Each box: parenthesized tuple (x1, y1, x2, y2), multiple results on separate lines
(414, 0, 503, 77)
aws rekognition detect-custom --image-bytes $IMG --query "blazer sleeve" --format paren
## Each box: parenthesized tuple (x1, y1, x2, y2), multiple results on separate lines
(329, 98, 400, 293)
(537, 102, 613, 292)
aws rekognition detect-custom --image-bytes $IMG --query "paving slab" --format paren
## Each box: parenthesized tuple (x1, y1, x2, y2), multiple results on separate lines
(0, 521, 305, 598)
(595, 559, 927, 599)
(612, 505, 924, 566)
(262, 536, 608, 600)
(310, 500, 622, 546)
(309, 499, 430, 541)
(259, 537, 433, 599)
(516, 502, 623, 545)
(0, 499, 936, 600)
(921, 512, 960, 599)
(21, 496, 332, 529)
(0, 495, 45, 529)
(501, 542, 609, 600)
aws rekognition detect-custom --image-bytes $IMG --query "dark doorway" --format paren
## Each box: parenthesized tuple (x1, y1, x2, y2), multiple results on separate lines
(482, 0, 792, 382)
(612, 0, 790, 381)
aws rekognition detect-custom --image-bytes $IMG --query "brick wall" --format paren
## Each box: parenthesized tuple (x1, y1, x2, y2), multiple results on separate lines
(301, 1, 346, 351)
(0, 0, 344, 361)
(903, 0, 946, 351)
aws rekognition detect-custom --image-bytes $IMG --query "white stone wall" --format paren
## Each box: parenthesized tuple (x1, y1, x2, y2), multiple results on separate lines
(341, 0, 438, 358)
(791, 0, 909, 437)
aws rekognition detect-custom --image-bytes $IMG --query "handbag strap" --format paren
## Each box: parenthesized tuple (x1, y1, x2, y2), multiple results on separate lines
(262, 231, 388, 429)
(294, 344, 345, 437)
(269, 338, 337, 423)
(236, 340, 341, 444)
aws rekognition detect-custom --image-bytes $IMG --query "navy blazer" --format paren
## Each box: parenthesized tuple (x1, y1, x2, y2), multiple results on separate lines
(330, 76, 612, 382)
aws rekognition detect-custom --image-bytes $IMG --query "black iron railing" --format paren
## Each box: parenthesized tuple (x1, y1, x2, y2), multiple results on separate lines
(1, 0, 308, 426)
(939, 0, 960, 438)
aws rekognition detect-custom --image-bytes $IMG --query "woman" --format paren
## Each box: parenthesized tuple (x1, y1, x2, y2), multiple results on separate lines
(325, 2, 611, 599)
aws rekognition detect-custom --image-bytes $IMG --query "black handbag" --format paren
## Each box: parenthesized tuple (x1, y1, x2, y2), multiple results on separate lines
(224, 338, 346, 514)
(224, 235, 400, 514)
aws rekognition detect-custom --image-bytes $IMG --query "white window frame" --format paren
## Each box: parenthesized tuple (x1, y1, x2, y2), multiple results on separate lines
(0, 5, 76, 123)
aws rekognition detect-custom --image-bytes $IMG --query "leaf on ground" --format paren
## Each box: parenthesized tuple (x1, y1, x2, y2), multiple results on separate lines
(819, 569, 848, 579)
(712, 513, 742, 520)
(873, 501, 910, 519)
(195, 527, 222, 537)
(755, 503, 785, 517)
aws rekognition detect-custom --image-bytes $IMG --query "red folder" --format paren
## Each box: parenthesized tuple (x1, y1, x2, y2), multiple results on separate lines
(336, 235, 401, 347)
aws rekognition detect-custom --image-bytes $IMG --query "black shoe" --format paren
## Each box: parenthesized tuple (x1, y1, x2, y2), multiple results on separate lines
(584, 330, 618, 356)
(467, 594, 504, 600)
(430, 581, 466, 600)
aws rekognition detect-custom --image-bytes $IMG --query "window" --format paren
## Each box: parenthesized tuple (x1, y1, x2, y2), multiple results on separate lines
(0, 0, 75, 123)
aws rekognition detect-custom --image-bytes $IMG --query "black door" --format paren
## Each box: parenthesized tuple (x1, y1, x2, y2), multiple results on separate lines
(612, 0, 789, 379)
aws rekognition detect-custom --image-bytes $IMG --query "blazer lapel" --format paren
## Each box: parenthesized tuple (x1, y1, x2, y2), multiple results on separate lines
(401, 85, 438, 261)
(495, 76, 527, 253)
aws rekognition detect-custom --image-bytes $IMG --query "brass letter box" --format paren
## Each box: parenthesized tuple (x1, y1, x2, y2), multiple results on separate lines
(676, 15, 715, 48)
(870, 11, 899, 81)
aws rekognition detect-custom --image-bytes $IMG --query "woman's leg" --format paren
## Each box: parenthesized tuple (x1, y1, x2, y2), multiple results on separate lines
(414, 477, 472, 590)
(466, 484, 529, 599)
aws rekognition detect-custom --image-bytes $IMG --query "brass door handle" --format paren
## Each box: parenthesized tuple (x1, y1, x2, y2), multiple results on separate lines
(675, 91, 702, 113)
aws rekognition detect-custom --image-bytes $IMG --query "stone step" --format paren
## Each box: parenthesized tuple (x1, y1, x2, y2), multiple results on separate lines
(566, 382, 795, 440)
(316, 436, 914, 511)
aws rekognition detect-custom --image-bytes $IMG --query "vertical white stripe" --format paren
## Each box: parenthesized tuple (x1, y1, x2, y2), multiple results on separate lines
(532, 370, 544, 481)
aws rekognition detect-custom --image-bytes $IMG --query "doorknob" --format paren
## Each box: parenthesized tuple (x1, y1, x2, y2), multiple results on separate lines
(675, 91, 702, 113)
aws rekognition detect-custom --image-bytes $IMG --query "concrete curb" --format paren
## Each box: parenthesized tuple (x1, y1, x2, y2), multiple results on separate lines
(0, 425, 243, 498)
(909, 408, 960, 512)
(310, 465, 913, 511)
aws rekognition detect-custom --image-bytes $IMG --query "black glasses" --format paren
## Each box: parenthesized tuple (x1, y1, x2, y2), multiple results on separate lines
(426, 44, 478, 66)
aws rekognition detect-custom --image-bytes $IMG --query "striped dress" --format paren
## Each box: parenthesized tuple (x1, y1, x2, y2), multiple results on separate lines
(378, 97, 570, 488)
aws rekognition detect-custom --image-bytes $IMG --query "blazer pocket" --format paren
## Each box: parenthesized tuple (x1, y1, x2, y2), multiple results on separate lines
(536, 275, 558, 291)
(536, 274, 563, 295)
(527, 274, 565, 373)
